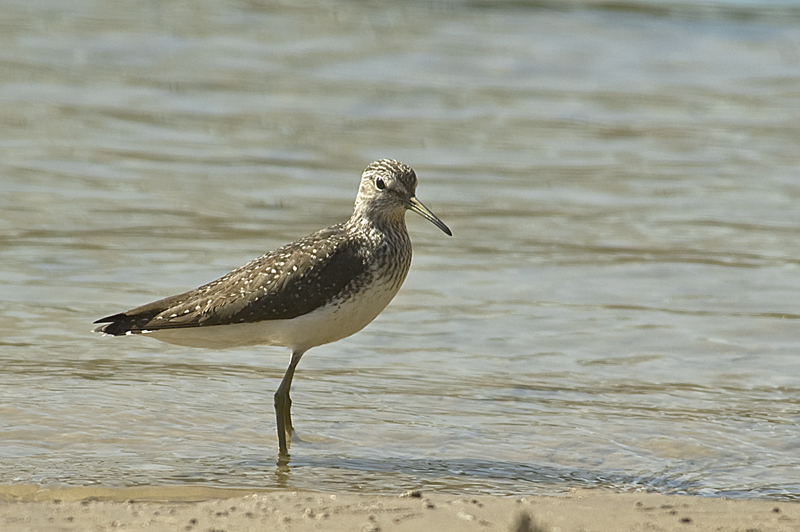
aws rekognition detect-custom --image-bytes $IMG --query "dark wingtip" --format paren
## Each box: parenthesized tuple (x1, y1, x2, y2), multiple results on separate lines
(92, 313, 135, 336)
(94, 313, 123, 325)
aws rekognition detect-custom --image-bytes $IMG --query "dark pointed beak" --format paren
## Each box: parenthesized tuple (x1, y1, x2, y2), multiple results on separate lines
(406, 197, 452, 236)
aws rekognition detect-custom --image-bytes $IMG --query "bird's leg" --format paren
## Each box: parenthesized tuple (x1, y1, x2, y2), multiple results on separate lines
(284, 391, 294, 437)
(274, 349, 305, 456)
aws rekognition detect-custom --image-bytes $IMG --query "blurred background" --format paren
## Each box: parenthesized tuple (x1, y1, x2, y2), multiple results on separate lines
(1, 0, 799, 500)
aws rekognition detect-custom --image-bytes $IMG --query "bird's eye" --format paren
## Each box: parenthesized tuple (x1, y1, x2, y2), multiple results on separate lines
(375, 177, 386, 190)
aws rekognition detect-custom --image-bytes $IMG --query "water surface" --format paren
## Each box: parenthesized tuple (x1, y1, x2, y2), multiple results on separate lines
(1, 0, 799, 500)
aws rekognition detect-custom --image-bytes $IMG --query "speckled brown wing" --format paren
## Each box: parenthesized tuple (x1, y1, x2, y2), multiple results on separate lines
(93, 224, 372, 335)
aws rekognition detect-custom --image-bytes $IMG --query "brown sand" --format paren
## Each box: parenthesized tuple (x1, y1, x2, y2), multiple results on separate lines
(1, 485, 797, 532)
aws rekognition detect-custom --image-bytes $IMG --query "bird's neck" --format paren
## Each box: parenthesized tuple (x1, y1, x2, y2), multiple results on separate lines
(347, 209, 408, 239)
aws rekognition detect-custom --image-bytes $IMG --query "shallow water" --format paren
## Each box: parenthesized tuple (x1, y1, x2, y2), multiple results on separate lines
(2, 0, 800, 501)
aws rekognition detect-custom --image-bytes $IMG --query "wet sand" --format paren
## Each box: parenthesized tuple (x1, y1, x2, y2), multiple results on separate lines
(1, 486, 796, 532)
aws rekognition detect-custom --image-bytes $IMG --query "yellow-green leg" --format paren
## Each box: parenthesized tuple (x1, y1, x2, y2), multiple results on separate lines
(274, 350, 304, 456)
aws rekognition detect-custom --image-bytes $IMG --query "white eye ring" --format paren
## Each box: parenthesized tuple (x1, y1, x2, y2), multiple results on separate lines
(375, 177, 386, 190)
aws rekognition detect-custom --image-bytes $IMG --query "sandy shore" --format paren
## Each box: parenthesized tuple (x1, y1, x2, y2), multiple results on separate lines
(1, 485, 796, 532)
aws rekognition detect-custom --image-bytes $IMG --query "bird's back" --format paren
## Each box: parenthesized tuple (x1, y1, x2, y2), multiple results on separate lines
(94, 220, 412, 351)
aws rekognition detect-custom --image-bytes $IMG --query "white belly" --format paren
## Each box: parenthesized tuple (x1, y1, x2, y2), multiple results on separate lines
(144, 277, 402, 352)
